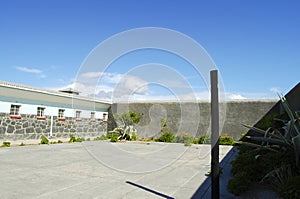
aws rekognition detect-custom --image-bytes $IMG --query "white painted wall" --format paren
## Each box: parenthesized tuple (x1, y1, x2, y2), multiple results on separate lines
(20, 104, 38, 114)
(0, 101, 108, 119)
(0, 101, 11, 113)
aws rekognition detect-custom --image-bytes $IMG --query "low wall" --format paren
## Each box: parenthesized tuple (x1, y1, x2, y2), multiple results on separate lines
(111, 100, 277, 140)
(0, 113, 107, 141)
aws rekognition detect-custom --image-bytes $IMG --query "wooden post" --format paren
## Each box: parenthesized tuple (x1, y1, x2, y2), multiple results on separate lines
(211, 70, 220, 199)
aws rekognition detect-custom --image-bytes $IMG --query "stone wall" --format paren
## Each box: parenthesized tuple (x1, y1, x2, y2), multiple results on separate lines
(0, 113, 107, 141)
(111, 100, 277, 140)
(0, 99, 280, 141)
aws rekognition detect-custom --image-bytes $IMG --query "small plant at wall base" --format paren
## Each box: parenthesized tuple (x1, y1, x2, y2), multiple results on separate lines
(229, 96, 300, 197)
(40, 135, 49, 144)
(94, 134, 107, 141)
(110, 134, 119, 142)
(156, 131, 175, 143)
(131, 132, 137, 141)
(198, 135, 210, 144)
(2, 141, 10, 147)
(69, 134, 84, 143)
(219, 134, 235, 145)
(69, 134, 76, 143)
(175, 132, 195, 146)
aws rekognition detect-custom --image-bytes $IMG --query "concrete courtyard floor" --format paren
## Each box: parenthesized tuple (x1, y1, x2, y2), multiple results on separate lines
(0, 141, 236, 199)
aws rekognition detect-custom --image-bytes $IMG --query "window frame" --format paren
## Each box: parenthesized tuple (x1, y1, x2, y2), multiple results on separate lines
(58, 109, 65, 121)
(75, 110, 81, 121)
(10, 104, 21, 119)
(37, 107, 46, 120)
(102, 113, 108, 122)
(90, 112, 95, 121)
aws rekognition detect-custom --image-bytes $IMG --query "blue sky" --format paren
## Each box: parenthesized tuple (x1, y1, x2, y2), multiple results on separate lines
(0, 0, 299, 100)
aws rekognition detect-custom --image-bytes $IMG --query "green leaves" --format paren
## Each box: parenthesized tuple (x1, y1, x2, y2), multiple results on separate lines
(292, 134, 300, 166)
(242, 95, 300, 167)
(112, 111, 142, 141)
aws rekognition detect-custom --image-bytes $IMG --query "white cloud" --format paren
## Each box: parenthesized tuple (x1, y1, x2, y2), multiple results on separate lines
(112, 75, 149, 100)
(54, 72, 149, 101)
(80, 72, 123, 84)
(101, 73, 124, 84)
(16, 66, 42, 74)
(52, 71, 278, 102)
(16, 66, 46, 78)
(81, 72, 102, 79)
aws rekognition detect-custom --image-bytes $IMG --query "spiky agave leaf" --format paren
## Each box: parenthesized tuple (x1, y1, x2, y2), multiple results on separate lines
(272, 129, 289, 145)
(280, 95, 295, 121)
(246, 136, 291, 148)
(243, 124, 283, 140)
(235, 141, 279, 152)
(273, 118, 288, 123)
(243, 124, 266, 135)
(292, 134, 300, 167)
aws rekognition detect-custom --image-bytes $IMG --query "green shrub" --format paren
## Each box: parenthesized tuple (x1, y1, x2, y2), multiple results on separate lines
(184, 138, 194, 146)
(19, 142, 25, 146)
(230, 96, 300, 196)
(75, 137, 84, 142)
(57, 140, 63, 144)
(86, 138, 90, 141)
(261, 164, 300, 197)
(131, 133, 137, 141)
(176, 132, 193, 143)
(156, 132, 175, 142)
(2, 141, 11, 147)
(40, 135, 49, 144)
(69, 134, 84, 143)
(283, 175, 300, 198)
(192, 139, 199, 144)
(69, 134, 76, 143)
(228, 171, 251, 196)
(50, 141, 57, 144)
(198, 135, 210, 144)
(106, 133, 113, 139)
(110, 134, 119, 142)
(229, 146, 296, 196)
(219, 134, 235, 145)
(176, 132, 195, 146)
(94, 134, 107, 141)
(256, 113, 283, 130)
(231, 150, 268, 181)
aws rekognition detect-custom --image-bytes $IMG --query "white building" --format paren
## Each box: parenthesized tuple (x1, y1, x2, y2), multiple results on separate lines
(0, 80, 111, 141)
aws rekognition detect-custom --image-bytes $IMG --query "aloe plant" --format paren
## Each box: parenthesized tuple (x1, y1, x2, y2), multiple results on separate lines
(110, 111, 142, 141)
(241, 95, 300, 167)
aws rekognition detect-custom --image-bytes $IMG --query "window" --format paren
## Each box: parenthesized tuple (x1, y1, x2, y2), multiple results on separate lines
(91, 112, 95, 120)
(75, 111, 81, 121)
(37, 107, 45, 119)
(58, 109, 65, 121)
(10, 104, 21, 118)
(103, 113, 107, 121)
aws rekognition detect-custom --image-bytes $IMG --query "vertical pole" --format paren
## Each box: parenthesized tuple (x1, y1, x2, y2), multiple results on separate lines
(50, 115, 53, 138)
(211, 70, 220, 199)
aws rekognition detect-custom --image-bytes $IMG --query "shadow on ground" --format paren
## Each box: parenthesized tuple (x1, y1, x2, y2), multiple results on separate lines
(191, 147, 238, 199)
(126, 181, 175, 199)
